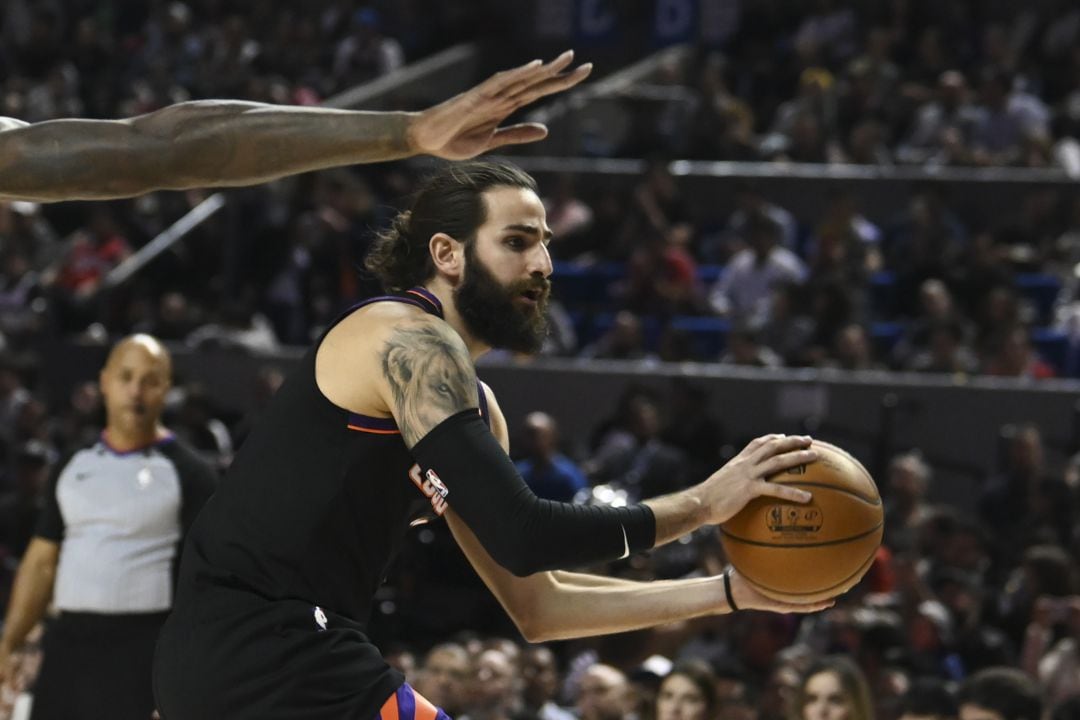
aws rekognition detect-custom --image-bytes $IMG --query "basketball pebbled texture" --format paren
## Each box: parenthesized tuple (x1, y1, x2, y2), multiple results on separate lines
(719, 440, 884, 603)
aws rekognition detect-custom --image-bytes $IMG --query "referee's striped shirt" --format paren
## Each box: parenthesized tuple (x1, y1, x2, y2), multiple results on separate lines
(35, 434, 217, 613)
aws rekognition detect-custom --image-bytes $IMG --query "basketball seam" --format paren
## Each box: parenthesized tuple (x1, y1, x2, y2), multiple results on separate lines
(719, 521, 884, 549)
(739, 546, 878, 597)
(765, 480, 882, 506)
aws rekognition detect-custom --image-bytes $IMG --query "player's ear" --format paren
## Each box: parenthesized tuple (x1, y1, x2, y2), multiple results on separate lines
(430, 232, 464, 281)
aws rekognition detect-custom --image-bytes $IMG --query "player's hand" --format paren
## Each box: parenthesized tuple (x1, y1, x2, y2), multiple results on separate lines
(406, 50, 592, 160)
(701, 434, 817, 525)
(725, 566, 835, 614)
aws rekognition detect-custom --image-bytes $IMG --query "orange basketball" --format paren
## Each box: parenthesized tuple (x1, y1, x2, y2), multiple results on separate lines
(719, 440, 884, 603)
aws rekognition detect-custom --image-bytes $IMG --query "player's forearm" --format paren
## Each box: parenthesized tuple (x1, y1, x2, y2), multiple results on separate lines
(0, 555, 55, 654)
(0, 101, 418, 202)
(644, 487, 710, 547)
(525, 572, 729, 642)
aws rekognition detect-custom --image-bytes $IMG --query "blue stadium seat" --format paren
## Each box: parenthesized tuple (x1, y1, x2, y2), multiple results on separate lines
(870, 321, 905, 356)
(697, 265, 724, 285)
(669, 316, 730, 359)
(869, 271, 897, 319)
(1015, 273, 1061, 325)
(550, 262, 625, 308)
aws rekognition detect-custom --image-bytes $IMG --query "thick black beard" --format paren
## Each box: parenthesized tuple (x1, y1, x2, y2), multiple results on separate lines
(454, 244, 550, 354)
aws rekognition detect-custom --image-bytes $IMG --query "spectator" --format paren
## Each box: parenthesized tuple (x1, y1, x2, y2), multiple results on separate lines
(0, 334, 217, 720)
(795, 656, 874, 720)
(514, 412, 587, 503)
(898, 70, 984, 166)
(720, 324, 783, 369)
(464, 647, 521, 720)
(580, 311, 654, 362)
(414, 643, 472, 719)
(957, 667, 1043, 720)
(826, 323, 881, 372)
(622, 223, 704, 316)
(332, 9, 405, 92)
(522, 646, 575, 720)
(708, 213, 808, 326)
(972, 69, 1051, 167)
(1022, 595, 1080, 706)
(982, 326, 1056, 379)
(883, 451, 933, 553)
(578, 665, 635, 720)
(655, 662, 717, 720)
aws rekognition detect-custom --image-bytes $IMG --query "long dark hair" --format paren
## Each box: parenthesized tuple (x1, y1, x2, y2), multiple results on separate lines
(365, 160, 538, 292)
(794, 656, 874, 720)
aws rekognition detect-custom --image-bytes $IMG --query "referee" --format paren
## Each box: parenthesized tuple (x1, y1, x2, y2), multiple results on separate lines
(0, 334, 217, 720)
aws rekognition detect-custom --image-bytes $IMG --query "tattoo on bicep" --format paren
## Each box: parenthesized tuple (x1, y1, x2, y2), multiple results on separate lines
(381, 321, 478, 446)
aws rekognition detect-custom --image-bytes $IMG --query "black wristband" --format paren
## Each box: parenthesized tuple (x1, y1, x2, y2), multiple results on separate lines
(723, 568, 739, 612)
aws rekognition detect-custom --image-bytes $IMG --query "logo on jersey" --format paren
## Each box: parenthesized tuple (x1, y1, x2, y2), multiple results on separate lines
(409, 463, 449, 516)
(313, 605, 328, 631)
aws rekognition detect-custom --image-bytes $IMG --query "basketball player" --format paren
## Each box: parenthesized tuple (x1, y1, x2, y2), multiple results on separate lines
(0, 52, 588, 202)
(152, 160, 830, 719)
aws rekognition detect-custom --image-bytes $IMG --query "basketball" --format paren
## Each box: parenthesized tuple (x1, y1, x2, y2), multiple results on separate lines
(719, 440, 884, 603)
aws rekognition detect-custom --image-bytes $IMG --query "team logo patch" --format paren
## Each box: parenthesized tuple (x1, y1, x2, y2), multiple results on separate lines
(408, 464, 449, 516)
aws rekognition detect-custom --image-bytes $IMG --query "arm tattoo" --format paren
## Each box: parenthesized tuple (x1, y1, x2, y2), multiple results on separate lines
(381, 320, 478, 447)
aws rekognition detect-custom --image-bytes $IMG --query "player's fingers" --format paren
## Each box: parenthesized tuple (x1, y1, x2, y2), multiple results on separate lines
(508, 64, 593, 107)
(486, 123, 550, 149)
(753, 479, 812, 504)
(740, 433, 784, 456)
(757, 448, 818, 479)
(771, 598, 835, 614)
(482, 58, 545, 95)
(502, 50, 577, 97)
(751, 434, 812, 463)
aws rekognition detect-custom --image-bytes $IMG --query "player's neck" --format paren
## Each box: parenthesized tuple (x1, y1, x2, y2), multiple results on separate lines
(421, 281, 491, 360)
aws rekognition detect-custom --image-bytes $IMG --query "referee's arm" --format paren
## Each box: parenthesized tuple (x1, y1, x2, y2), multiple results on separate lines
(0, 537, 58, 679)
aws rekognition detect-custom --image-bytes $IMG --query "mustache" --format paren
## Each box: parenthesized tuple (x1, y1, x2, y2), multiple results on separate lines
(509, 278, 551, 296)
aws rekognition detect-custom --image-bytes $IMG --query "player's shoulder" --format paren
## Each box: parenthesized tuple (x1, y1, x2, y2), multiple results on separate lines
(331, 299, 467, 356)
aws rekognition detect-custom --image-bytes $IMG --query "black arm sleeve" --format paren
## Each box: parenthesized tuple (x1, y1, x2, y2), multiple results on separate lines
(411, 410, 656, 576)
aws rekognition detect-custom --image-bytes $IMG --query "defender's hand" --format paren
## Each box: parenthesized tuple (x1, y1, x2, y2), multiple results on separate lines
(406, 50, 592, 160)
(702, 434, 817, 525)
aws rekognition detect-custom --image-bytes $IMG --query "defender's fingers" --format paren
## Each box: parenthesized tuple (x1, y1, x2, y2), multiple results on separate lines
(753, 479, 812, 504)
(502, 50, 577, 97)
(487, 123, 550, 149)
(770, 598, 835, 614)
(482, 58, 545, 95)
(509, 64, 593, 107)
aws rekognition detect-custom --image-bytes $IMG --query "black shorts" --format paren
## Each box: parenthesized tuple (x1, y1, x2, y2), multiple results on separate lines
(31, 611, 168, 720)
(153, 585, 404, 720)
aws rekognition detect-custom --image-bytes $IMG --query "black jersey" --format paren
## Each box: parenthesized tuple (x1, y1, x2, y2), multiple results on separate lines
(177, 288, 488, 622)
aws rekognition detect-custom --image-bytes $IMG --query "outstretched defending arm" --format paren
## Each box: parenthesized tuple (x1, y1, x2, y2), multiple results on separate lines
(0, 51, 590, 202)
(380, 314, 816, 576)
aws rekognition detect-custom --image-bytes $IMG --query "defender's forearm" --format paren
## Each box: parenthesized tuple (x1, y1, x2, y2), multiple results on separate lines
(0, 101, 418, 202)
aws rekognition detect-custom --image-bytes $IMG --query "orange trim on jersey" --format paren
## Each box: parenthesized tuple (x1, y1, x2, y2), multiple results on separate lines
(346, 424, 402, 435)
(413, 692, 439, 720)
(379, 689, 400, 720)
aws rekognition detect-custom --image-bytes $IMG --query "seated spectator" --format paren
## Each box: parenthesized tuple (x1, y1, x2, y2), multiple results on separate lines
(795, 656, 874, 720)
(331, 9, 404, 88)
(884, 451, 934, 553)
(892, 278, 967, 368)
(580, 311, 655, 362)
(543, 174, 595, 260)
(807, 191, 882, 290)
(982, 325, 1056, 379)
(898, 70, 984, 166)
(957, 667, 1043, 720)
(825, 323, 882, 371)
(708, 213, 808, 326)
(758, 282, 817, 366)
(463, 647, 521, 720)
(972, 69, 1051, 167)
(622, 224, 704, 315)
(905, 319, 979, 375)
(718, 183, 798, 258)
(514, 412, 587, 503)
(522, 646, 576, 720)
(655, 662, 717, 720)
(1022, 595, 1080, 707)
(720, 324, 782, 368)
(577, 664, 635, 720)
(414, 643, 472, 719)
